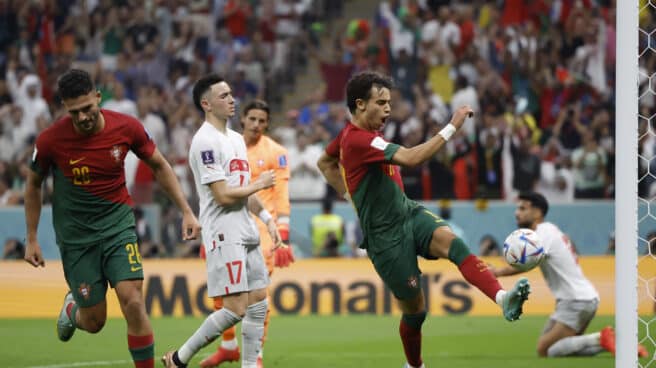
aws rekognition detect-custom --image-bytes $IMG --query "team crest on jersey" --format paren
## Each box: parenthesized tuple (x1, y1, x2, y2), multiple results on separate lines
(201, 150, 215, 164)
(278, 155, 287, 168)
(407, 275, 418, 289)
(110, 145, 123, 163)
(257, 159, 264, 167)
(78, 283, 91, 300)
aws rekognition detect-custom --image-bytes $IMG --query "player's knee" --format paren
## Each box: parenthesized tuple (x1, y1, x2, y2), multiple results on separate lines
(429, 227, 457, 259)
(86, 317, 106, 333)
(536, 342, 550, 357)
(121, 296, 146, 315)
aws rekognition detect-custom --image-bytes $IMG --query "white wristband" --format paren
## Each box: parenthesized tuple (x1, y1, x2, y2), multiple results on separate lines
(258, 209, 272, 224)
(438, 124, 456, 141)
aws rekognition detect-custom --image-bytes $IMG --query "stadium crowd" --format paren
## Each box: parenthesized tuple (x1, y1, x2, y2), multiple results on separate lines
(0, 0, 630, 255)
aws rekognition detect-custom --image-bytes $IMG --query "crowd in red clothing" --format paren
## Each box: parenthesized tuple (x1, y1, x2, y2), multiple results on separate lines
(290, 0, 620, 203)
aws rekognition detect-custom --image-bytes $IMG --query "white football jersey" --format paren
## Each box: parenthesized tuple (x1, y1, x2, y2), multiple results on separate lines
(536, 222, 599, 301)
(189, 122, 259, 246)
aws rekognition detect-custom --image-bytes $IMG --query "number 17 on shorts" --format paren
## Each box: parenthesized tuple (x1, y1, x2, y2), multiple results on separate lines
(205, 235, 269, 297)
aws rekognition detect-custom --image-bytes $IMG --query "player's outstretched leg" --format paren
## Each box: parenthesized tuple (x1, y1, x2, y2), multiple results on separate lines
(57, 291, 77, 341)
(501, 278, 530, 321)
(200, 298, 240, 368)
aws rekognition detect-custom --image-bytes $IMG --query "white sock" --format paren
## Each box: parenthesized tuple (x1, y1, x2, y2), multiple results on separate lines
(404, 362, 425, 368)
(495, 290, 507, 307)
(547, 333, 602, 357)
(178, 308, 242, 363)
(241, 299, 267, 367)
(221, 338, 238, 350)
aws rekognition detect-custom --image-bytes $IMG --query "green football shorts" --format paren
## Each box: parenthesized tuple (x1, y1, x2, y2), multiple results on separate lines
(369, 206, 448, 300)
(60, 230, 143, 307)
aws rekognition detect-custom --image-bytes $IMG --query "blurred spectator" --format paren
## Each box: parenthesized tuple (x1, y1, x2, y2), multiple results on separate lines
(509, 129, 541, 193)
(310, 198, 344, 257)
(572, 130, 607, 198)
(475, 113, 503, 198)
(451, 75, 480, 140)
(344, 219, 366, 258)
(606, 231, 615, 255)
(310, 38, 354, 103)
(479, 234, 501, 256)
(135, 206, 166, 258)
(647, 231, 656, 257)
(2, 238, 24, 259)
(102, 80, 137, 117)
(288, 131, 326, 200)
(439, 203, 469, 246)
(537, 153, 575, 203)
(0, 170, 20, 206)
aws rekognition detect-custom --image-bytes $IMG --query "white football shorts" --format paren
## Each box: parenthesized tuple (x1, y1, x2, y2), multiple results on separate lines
(543, 298, 599, 334)
(204, 232, 269, 297)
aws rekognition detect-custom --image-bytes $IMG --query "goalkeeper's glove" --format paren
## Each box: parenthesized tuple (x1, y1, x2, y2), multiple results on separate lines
(274, 217, 295, 267)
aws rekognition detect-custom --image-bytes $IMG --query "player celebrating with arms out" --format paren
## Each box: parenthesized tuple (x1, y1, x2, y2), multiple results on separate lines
(200, 99, 294, 368)
(24, 69, 201, 368)
(492, 191, 648, 358)
(162, 74, 282, 368)
(317, 71, 531, 368)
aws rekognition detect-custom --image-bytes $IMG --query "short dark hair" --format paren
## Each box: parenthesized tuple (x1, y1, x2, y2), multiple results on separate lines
(192, 74, 225, 112)
(346, 71, 393, 114)
(242, 99, 270, 118)
(518, 191, 549, 217)
(57, 69, 94, 100)
(322, 197, 334, 213)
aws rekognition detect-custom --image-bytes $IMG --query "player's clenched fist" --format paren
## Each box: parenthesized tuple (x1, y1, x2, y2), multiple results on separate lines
(449, 105, 475, 130)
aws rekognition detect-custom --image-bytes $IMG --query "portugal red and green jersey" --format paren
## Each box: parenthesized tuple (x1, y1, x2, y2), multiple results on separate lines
(30, 109, 156, 248)
(325, 122, 418, 255)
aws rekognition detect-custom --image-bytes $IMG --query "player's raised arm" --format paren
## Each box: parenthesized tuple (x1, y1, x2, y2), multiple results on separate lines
(143, 148, 201, 240)
(24, 169, 46, 267)
(209, 169, 275, 207)
(317, 152, 347, 198)
(390, 105, 474, 167)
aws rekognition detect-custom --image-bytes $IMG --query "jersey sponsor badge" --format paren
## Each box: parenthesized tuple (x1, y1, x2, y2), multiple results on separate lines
(278, 154, 287, 168)
(370, 136, 389, 151)
(201, 150, 215, 164)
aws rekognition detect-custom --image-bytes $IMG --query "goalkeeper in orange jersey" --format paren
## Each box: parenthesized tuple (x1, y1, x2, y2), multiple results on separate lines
(200, 99, 294, 368)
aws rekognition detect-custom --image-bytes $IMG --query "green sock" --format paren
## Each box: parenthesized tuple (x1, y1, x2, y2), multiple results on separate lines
(447, 237, 472, 266)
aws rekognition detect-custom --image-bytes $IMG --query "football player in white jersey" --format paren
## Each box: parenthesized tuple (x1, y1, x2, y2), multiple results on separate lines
(492, 191, 647, 358)
(162, 74, 282, 368)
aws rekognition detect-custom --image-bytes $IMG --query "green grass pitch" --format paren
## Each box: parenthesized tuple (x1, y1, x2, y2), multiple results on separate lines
(0, 314, 648, 367)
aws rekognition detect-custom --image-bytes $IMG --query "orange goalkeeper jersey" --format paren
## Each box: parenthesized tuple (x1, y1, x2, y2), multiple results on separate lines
(247, 135, 290, 251)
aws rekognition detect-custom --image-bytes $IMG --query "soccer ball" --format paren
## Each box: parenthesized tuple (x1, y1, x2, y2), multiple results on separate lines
(503, 228, 545, 271)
